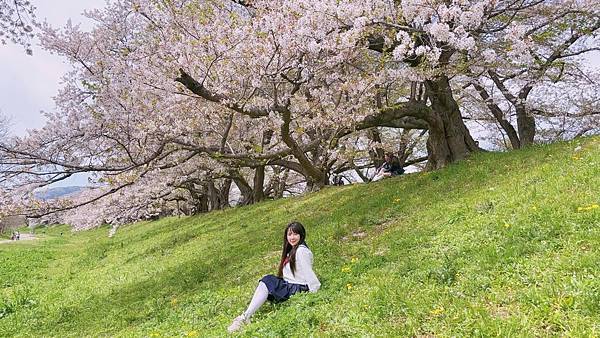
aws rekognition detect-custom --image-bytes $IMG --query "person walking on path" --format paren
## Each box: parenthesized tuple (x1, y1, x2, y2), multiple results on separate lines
(228, 221, 321, 333)
(1, 232, 37, 244)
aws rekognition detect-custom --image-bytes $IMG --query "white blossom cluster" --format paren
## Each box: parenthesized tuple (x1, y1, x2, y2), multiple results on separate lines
(1, 0, 598, 233)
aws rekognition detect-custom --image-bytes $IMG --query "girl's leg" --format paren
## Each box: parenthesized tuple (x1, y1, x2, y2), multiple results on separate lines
(243, 281, 269, 319)
(228, 281, 270, 333)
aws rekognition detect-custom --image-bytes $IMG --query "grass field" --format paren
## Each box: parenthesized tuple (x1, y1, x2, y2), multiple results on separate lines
(1, 137, 599, 337)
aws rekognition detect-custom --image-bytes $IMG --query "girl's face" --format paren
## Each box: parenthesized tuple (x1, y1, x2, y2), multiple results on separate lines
(287, 228, 301, 247)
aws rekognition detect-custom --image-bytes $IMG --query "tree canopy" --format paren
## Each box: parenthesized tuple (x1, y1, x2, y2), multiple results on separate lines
(0, 0, 37, 54)
(1, 0, 598, 232)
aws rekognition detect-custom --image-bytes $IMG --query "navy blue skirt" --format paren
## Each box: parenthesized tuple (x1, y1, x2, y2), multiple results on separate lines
(260, 275, 309, 303)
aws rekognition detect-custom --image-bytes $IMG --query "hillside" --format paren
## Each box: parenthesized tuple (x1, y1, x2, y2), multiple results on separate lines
(33, 186, 87, 200)
(1, 137, 599, 337)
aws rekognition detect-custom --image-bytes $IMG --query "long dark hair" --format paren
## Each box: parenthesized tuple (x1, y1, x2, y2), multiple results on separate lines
(277, 221, 306, 277)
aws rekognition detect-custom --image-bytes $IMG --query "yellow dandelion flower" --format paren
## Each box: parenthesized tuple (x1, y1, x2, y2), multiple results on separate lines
(346, 283, 353, 290)
(531, 206, 537, 210)
(170, 298, 178, 306)
(187, 330, 199, 337)
(503, 222, 511, 228)
(341, 266, 352, 273)
(430, 307, 445, 315)
(394, 198, 401, 203)
(351, 257, 358, 263)
(577, 204, 598, 212)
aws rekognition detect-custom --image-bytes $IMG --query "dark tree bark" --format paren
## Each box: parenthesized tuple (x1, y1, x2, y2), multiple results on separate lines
(206, 179, 231, 210)
(178, 181, 209, 214)
(516, 86, 535, 146)
(177, 68, 329, 190)
(366, 38, 480, 170)
(231, 169, 265, 205)
(218, 179, 232, 209)
(471, 81, 521, 149)
(276, 168, 289, 198)
(488, 71, 535, 148)
(396, 129, 425, 167)
(231, 173, 253, 206)
(423, 75, 479, 170)
(253, 165, 265, 202)
(265, 166, 289, 199)
(367, 128, 385, 168)
(251, 129, 271, 203)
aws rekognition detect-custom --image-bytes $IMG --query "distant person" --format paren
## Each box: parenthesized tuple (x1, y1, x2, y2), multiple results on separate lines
(373, 152, 404, 181)
(332, 174, 346, 186)
(228, 221, 321, 333)
(16, 231, 20, 240)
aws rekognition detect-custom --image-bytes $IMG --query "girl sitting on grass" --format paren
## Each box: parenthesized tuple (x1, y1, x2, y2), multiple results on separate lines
(228, 221, 321, 333)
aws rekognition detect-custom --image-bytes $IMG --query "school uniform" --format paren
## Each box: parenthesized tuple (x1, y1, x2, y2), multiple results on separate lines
(260, 244, 320, 303)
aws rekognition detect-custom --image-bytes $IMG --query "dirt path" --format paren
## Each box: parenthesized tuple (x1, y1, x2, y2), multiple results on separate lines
(0, 233, 37, 244)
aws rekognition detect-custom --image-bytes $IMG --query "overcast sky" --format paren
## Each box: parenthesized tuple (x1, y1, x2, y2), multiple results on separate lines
(0, 1, 106, 187)
(0, 1, 106, 137)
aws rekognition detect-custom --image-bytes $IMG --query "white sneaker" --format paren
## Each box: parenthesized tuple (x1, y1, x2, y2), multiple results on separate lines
(227, 314, 250, 333)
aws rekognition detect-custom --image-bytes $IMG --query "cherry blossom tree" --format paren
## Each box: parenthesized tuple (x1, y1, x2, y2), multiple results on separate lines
(0, 0, 37, 54)
(1, 0, 599, 231)
(0, 113, 9, 140)
(463, 0, 600, 148)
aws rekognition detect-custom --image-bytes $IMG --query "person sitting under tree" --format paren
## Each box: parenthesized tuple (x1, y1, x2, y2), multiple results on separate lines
(228, 221, 321, 333)
(373, 152, 404, 181)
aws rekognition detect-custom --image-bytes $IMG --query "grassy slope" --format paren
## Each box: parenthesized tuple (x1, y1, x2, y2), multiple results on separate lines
(0, 137, 599, 337)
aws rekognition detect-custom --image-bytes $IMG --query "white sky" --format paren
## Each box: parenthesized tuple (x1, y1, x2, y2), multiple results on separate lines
(0, 1, 106, 137)
(0, 1, 106, 187)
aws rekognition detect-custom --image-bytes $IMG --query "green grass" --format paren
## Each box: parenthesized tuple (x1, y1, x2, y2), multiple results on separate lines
(1, 137, 599, 337)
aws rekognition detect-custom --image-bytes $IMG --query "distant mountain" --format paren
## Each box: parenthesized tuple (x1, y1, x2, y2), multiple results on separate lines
(34, 186, 87, 200)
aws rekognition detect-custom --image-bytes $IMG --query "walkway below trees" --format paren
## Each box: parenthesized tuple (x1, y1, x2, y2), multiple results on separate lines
(0, 233, 37, 244)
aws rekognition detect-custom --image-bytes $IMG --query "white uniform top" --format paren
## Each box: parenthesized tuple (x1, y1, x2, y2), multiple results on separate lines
(282, 244, 321, 292)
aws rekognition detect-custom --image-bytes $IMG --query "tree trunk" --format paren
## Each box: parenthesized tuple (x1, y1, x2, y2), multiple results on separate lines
(472, 81, 521, 149)
(231, 168, 265, 205)
(424, 76, 479, 170)
(218, 179, 232, 209)
(488, 71, 536, 148)
(206, 179, 231, 211)
(305, 176, 328, 192)
(232, 175, 254, 206)
(206, 181, 219, 211)
(515, 89, 535, 146)
(367, 128, 385, 168)
(272, 167, 289, 199)
(280, 109, 328, 191)
(253, 165, 265, 203)
(516, 105, 536, 146)
(179, 182, 208, 214)
(195, 193, 209, 213)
